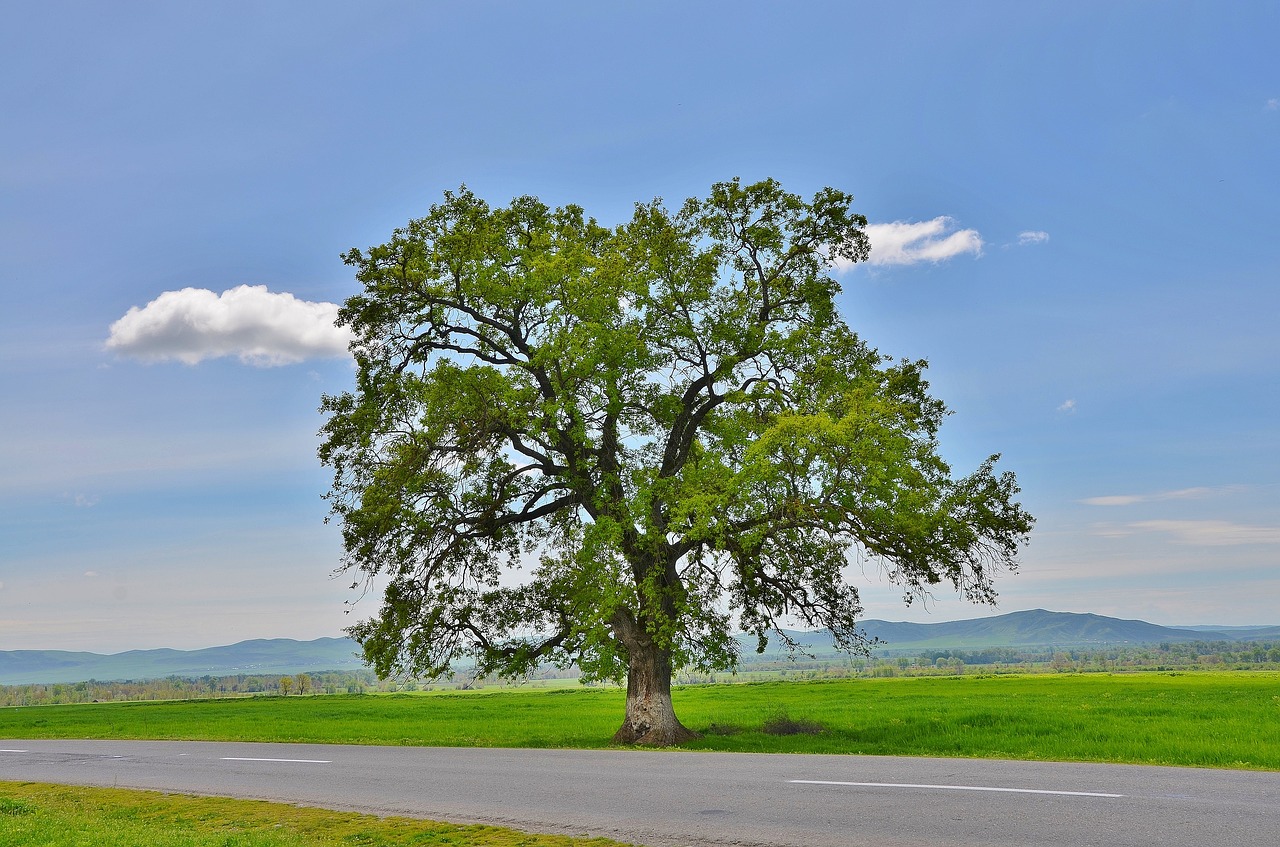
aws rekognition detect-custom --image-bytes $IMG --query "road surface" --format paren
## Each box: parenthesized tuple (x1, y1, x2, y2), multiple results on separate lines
(1, 739, 1275, 846)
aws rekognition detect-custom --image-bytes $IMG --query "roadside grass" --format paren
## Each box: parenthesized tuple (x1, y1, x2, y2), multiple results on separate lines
(2, 672, 1277, 770)
(0, 781, 632, 847)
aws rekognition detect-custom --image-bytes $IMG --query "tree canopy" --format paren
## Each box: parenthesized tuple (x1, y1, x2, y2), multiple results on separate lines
(320, 178, 1033, 744)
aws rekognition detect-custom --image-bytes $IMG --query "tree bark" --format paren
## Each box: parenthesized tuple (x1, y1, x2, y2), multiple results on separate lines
(612, 637, 700, 746)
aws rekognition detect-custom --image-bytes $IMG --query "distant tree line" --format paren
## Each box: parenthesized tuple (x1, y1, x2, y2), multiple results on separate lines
(721, 639, 1280, 679)
(0, 670, 379, 707)
(3, 641, 1275, 706)
(0, 664, 584, 707)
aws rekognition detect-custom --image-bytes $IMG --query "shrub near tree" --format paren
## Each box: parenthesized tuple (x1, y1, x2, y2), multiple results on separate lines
(320, 178, 1033, 745)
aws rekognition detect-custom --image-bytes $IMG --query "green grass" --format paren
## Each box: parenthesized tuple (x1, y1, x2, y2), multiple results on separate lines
(3, 672, 1278, 770)
(674, 672, 1280, 769)
(0, 781, 632, 846)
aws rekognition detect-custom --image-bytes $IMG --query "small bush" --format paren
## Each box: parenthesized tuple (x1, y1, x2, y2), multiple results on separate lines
(702, 722, 743, 736)
(761, 712, 825, 735)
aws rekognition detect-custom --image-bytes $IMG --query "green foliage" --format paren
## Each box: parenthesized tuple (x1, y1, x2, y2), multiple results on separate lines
(320, 178, 1032, 691)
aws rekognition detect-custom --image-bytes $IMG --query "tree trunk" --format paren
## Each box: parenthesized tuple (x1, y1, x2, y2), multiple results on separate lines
(612, 637, 700, 746)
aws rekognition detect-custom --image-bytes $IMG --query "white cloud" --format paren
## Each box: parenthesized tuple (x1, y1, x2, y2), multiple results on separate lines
(106, 285, 353, 366)
(1267, 98, 1279, 111)
(1017, 230, 1050, 246)
(1082, 495, 1144, 507)
(1057, 398, 1077, 414)
(834, 217, 983, 269)
(1120, 520, 1280, 546)
(1080, 486, 1235, 507)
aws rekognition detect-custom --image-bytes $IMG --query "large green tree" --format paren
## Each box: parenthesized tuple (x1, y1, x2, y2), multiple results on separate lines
(320, 178, 1033, 745)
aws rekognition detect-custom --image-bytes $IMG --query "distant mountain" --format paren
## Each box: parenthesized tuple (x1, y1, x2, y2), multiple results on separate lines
(4, 610, 1276, 685)
(1219, 626, 1280, 642)
(0, 637, 364, 686)
(1178, 624, 1280, 641)
(741, 609, 1273, 656)
(860, 609, 1213, 650)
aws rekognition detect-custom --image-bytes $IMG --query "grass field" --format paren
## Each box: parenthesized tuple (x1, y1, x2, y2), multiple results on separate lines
(3, 672, 1278, 770)
(0, 781, 631, 846)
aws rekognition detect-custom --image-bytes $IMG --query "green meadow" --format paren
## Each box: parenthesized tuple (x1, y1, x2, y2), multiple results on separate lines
(0, 782, 632, 847)
(3, 672, 1278, 770)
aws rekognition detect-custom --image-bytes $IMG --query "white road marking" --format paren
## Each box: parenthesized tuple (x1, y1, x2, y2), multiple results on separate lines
(0, 749, 28, 753)
(790, 780, 1124, 798)
(220, 757, 332, 764)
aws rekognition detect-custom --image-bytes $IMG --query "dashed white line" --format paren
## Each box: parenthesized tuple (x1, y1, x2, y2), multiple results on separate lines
(0, 749, 29, 753)
(220, 757, 332, 764)
(790, 780, 1124, 798)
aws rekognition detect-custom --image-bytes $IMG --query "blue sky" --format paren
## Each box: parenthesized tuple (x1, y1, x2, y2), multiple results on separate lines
(2, 2, 1277, 652)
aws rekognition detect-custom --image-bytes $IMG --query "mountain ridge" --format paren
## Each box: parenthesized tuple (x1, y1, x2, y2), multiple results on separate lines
(0, 637, 366, 686)
(3, 610, 1275, 685)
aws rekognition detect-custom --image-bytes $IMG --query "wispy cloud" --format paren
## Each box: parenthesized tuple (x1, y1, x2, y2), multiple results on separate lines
(834, 217, 982, 269)
(1017, 230, 1050, 246)
(1083, 495, 1146, 507)
(1267, 98, 1278, 111)
(1057, 398, 1077, 414)
(1101, 520, 1280, 546)
(1079, 486, 1240, 507)
(106, 285, 353, 367)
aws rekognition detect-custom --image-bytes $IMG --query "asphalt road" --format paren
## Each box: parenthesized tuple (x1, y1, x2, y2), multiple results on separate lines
(1, 739, 1276, 846)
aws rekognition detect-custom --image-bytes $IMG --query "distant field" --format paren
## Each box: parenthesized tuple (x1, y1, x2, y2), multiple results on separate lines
(0, 781, 629, 847)
(2, 672, 1277, 770)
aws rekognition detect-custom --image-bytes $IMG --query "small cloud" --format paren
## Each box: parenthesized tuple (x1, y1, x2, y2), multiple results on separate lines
(1081, 494, 1143, 507)
(84, 571, 100, 578)
(1158, 487, 1219, 500)
(1127, 519, 1280, 546)
(834, 217, 983, 270)
(73, 493, 100, 508)
(1057, 399, 1077, 414)
(1017, 230, 1050, 246)
(1267, 98, 1279, 111)
(106, 285, 354, 367)
(1080, 485, 1244, 507)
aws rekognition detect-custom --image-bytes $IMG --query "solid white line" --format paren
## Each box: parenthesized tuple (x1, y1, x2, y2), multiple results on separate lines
(220, 757, 332, 764)
(0, 749, 29, 753)
(790, 780, 1124, 798)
